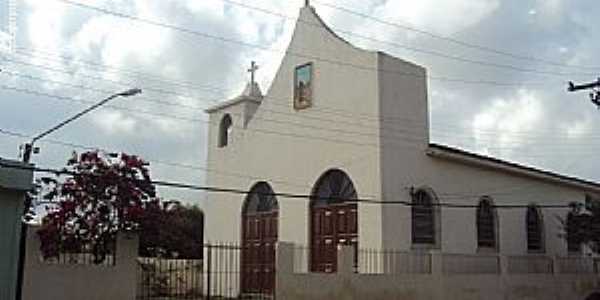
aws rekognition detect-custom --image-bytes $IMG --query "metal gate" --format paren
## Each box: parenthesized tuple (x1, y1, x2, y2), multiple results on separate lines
(137, 243, 274, 299)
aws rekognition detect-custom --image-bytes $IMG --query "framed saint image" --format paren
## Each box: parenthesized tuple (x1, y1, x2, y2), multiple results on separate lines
(294, 62, 313, 110)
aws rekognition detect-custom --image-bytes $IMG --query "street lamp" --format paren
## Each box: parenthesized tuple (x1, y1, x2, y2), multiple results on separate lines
(14, 87, 141, 300)
(21, 88, 142, 163)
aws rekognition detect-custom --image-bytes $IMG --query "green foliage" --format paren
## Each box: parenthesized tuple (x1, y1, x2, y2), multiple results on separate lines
(564, 200, 600, 253)
(139, 203, 204, 259)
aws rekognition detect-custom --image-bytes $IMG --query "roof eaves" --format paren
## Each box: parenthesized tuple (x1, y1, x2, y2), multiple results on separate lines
(426, 143, 600, 192)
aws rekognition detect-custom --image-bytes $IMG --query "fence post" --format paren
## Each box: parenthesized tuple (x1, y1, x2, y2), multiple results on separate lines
(275, 242, 295, 300)
(499, 254, 509, 275)
(276, 242, 294, 275)
(430, 250, 443, 275)
(337, 245, 354, 275)
(552, 255, 560, 275)
(206, 243, 212, 300)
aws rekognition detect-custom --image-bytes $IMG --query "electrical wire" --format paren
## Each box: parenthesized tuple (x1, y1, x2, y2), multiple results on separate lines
(53, 0, 553, 87)
(219, 0, 596, 77)
(0, 159, 577, 209)
(311, 0, 600, 71)
(0, 127, 593, 202)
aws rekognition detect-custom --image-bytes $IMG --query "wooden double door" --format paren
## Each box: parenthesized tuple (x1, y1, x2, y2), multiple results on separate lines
(310, 202, 358, 273)
(241, 211, 278, 295)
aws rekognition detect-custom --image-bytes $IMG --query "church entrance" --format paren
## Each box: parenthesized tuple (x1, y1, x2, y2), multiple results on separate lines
(241, 182, 278, 296)
(310, 169, 358, 273)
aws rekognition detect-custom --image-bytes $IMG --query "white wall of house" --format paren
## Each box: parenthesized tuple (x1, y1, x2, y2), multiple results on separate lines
(204, 5, 383, 250)
(0, 158, 33, 300)
(22, 228, 138, 300)
(203, 4, 595, 258)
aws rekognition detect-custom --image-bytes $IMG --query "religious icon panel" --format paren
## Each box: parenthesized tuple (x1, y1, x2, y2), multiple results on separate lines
(294, 62, 313, 109)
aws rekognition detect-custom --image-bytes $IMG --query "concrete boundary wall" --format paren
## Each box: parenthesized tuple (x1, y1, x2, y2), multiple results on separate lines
(22, 227, 138, 300)
(276, 243, 600, 300)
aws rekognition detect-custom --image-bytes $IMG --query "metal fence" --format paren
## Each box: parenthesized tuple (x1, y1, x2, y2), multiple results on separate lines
(356, 248, 432, 274)
(507, 255, 553, 274)
(556, 256, 595, 274)
(42, 238, 117, 267)
(137, 257, 203, 299)
(137, 243, 274, 300)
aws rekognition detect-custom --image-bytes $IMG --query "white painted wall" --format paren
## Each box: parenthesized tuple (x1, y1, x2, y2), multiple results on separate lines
(375, 51, 587, 255)
(22, 228, 138, 300)
(204, 5, 382, 250)
(204, 5, 592, 259)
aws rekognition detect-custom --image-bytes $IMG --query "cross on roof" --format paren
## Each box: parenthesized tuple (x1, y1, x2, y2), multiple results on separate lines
(247, 61, 259, 85)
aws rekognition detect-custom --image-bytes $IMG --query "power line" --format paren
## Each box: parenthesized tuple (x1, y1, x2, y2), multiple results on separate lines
(0, 160, 575, 209)
(0, 83, 426, 150)
(9, 81, 600, 161)
(219, 0, 594, 78)
(3, 55, 217, 103)
(13, 47, 228, 96)
(6, 58, 596, 146)
(0, 127, 594, 203)
(53, 0, 551, 87)
(0, 128, 314, 190)
(6, 74, 600, 158)
(10, 46, 559, 128)
(11, 47, 587, 138)
(10, 68, 600, 154)
(312, 0, 600, 71)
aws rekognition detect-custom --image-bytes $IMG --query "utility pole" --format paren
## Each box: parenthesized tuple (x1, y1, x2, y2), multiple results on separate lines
(14, 88, 142, 300)
(568, 78, 600, 108)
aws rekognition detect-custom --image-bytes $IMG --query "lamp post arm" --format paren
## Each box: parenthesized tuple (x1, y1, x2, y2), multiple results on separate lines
(31, 93, 119, 144)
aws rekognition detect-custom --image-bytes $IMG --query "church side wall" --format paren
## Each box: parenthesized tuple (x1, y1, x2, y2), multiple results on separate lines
(377, 54, 584, 255)
(203, 7, 384, 251)
(377, 53, 430, 251)
(418, 157, 582, 256)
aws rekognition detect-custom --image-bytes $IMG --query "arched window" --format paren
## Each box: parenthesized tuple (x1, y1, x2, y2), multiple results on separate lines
(526, 205, 544, 252)
(311, 169, 357, 207)
(411, 189, 437, 245)
(525, 204, 544, 252)
(243, 182, 278, 214)
(218, 114, 232, 148)
(477, 197, 497, 250)
(566, 212, 581, 253)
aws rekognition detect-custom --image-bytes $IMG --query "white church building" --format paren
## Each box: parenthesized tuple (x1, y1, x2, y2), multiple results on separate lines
(203, 3, 600, 299)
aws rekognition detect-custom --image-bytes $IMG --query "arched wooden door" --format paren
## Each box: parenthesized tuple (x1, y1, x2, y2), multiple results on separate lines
(241, 182, 278, 295)
(310, 169, 358, 273)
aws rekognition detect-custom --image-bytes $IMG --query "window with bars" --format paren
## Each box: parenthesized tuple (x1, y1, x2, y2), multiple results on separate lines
(411, 189, 436, 245)
(526, 205, 544, 252)
(476, 197, 497, 250)
(566, 212, 581, 253)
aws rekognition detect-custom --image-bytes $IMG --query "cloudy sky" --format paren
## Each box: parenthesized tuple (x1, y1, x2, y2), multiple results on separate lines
(1, 0, 599, 206)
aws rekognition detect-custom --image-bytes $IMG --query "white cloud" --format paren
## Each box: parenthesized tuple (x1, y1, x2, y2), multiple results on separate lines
(92, 110, 137, 134)
(374, 0, 500, 36)
(184, 0, 225, 18)
(472, 89, 543, 155)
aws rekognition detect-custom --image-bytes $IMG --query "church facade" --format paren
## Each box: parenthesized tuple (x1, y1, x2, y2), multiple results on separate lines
(203, 3, 599, 291)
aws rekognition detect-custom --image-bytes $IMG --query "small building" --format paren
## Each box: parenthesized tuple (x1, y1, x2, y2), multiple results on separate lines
(203, 3, 600, 299)
(0, 158, 33, 300)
